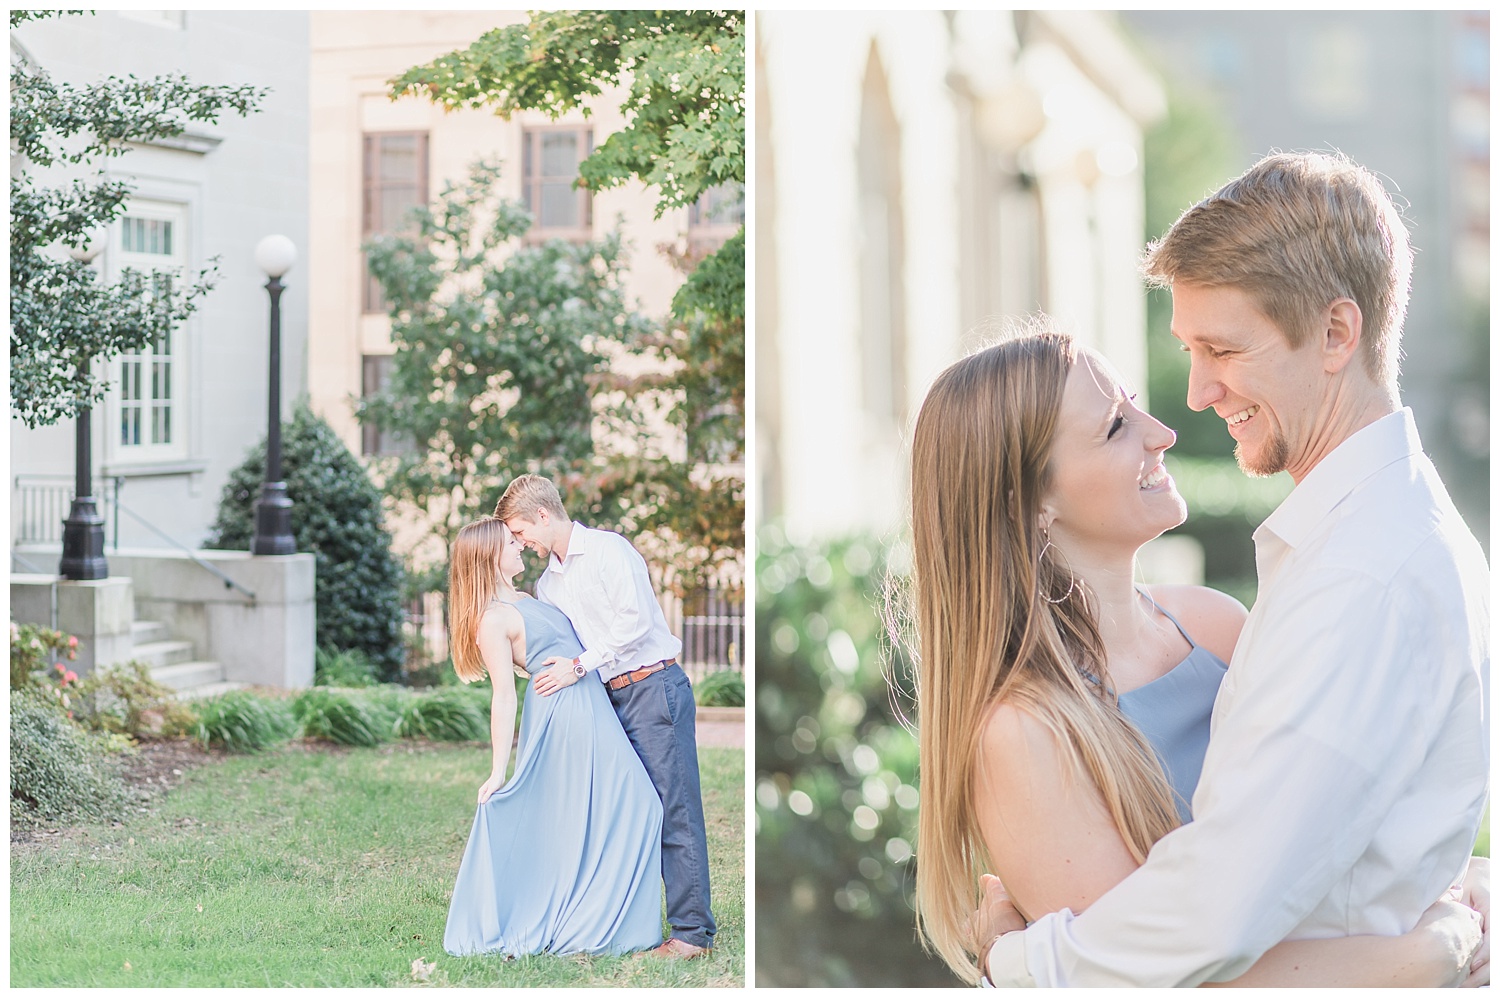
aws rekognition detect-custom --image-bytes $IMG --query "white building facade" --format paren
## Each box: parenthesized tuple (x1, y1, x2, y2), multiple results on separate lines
(757, 11, 1164, 540)
(307, 11, 731, 468)
(10, 10, 311, 557)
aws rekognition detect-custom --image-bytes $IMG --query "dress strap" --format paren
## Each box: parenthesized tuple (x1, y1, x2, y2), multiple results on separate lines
(1136, 587, 1198, 649)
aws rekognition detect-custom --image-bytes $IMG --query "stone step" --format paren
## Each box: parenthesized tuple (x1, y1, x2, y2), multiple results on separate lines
(131, 620, 170, 646)
(130, 639, 195, 669)
(149, 659, 225, 691)
(173, 679, 249, 701)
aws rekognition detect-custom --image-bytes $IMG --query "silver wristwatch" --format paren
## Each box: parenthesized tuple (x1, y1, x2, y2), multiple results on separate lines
(571, 657, 585, 678)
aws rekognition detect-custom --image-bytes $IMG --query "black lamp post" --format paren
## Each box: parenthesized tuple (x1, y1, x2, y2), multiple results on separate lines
(251, 234, 297, 556)
(59, 235, 109, 581)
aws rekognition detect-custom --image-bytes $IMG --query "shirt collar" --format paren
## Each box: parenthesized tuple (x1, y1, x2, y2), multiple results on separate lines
(545, 520, 592, 573)
(1256, 408, 1421, 552)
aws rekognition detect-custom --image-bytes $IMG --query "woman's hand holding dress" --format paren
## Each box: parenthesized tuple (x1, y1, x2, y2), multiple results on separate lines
(477, 772, 505, 804)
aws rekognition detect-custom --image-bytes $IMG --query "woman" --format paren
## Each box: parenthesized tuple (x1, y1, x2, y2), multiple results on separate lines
(905, 331, 1484, 986)
(442, 517, 663, 957)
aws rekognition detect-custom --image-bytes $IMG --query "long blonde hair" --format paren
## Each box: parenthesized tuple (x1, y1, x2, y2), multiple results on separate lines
(908, 332, 1180, 983)
(448, 517, 509, 683)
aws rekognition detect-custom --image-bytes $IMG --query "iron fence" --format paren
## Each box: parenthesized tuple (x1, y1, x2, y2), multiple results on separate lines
(13, 474, 123, 548)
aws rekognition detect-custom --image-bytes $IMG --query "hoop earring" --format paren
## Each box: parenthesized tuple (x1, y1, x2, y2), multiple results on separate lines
(1039, 531, 1076, 605)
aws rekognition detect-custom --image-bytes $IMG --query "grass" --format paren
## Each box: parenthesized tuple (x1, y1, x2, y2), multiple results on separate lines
(11, 741, 745, 987)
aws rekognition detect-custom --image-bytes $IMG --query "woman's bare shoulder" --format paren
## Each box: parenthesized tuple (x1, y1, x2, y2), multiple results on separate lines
(977, 696, 1071, 784)
(1144, 584, 1247, 666)
(974, 693, 1139, 918)
(478, 601, 524, 643)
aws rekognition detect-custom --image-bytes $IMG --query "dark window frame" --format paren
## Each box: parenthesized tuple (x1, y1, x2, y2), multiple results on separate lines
(362, 131, 429, 313)
(361, 353, 412, 457)
(521, 124, 594, 242)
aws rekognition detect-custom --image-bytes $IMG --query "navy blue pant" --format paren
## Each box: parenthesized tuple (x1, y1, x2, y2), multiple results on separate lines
(607, 664, 716, 948)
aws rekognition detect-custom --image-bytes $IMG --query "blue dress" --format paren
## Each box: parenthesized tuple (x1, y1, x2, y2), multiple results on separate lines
(1117, 594, 1229, 824)
(443, 595, 664, 957)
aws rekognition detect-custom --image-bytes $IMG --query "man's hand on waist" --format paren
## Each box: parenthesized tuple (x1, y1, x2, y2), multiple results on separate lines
(533, 656, 584, 697)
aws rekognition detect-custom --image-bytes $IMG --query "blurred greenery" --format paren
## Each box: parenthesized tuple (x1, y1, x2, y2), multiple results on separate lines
(755, 526, 958, 986)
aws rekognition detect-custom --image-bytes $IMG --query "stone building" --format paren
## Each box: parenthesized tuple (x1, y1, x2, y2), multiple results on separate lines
(757, 11, 1165, 540)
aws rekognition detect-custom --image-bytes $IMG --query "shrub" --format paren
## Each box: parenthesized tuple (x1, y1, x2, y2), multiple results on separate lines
(360, 683, 414, 719)
(755, 528, 952, 985)
(693, 669, 745, 707)
(396, 687, 489, 741)
(405, 656, 464, 689)
(73, 661, 195, 739)
(314, 646, 378, 688)
(11, 688, 131, 827)
(10, 622, 78, 689)
(192, 691, 297, 753)
(294, 687, 396, 747)
(206, 406, 406, 682)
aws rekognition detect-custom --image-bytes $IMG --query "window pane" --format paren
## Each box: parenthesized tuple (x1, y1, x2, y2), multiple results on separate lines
(379, 185, 419, 234)
(154, 360, 171, 400)
(540, 132, 578, 178)
(691, 182, 745, 227)
(122, 217, 175, 256)
(539, 181, 579, 227)
(378, 134, 419, 182)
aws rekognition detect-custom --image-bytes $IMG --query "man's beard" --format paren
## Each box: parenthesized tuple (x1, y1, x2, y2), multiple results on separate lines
(1235, 430, 1292, 478)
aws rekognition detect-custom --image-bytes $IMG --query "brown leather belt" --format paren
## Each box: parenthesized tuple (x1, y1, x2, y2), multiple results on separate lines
(605, 658, 676, 691)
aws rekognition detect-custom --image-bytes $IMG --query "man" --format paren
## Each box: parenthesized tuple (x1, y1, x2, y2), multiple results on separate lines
(980, 152, 1489, 986)
(495, 474, 716, 960)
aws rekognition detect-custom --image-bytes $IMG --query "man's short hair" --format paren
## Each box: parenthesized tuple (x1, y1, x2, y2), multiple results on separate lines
(494, 474, 568, 523)
(1142, 151, 1412, 386)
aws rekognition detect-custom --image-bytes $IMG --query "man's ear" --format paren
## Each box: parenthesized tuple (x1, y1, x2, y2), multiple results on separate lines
(1320, 298, 1363, 374)
(534, 507, 551, 528)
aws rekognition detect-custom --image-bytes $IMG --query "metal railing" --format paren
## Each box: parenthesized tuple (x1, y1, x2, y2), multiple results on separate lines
(14, 474, 123, 547)
(13, 474, 256, 601)
(113, 501, 257, 602)
(664, 585, 744, 678)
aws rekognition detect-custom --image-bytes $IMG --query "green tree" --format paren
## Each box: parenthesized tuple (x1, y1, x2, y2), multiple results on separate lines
(390, 10, 745, 594)
(389, 11, 743, 220)
(9, 9, 264, 427)
(207, 407, 407, 682)
(359, 160, 653, 577)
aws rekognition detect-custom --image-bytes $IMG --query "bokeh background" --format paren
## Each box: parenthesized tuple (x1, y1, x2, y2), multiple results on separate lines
(753, 11, 1489, 987)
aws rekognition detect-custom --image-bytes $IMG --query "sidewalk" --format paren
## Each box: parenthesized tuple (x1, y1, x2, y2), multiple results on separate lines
(696, 706, 745, 749)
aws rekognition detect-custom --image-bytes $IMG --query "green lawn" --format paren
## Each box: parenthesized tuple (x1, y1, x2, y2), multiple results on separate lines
(11, 741, 744, 987)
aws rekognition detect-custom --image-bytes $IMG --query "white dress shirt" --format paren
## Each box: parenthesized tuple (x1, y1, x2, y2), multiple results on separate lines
(987, 408, 1490, 986)
(535, 522, 682, 683)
